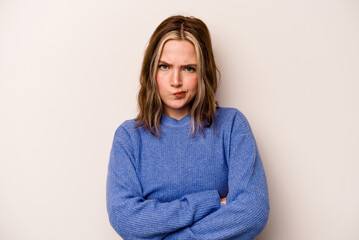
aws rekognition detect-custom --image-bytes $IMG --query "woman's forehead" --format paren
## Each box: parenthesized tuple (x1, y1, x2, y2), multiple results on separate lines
(159, 40, 197, 64)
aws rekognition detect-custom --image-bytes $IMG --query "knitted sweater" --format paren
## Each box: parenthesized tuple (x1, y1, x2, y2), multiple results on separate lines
(106, 107, 269, 239)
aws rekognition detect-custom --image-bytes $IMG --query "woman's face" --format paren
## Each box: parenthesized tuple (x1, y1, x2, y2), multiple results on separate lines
(156, 40, 198, 120)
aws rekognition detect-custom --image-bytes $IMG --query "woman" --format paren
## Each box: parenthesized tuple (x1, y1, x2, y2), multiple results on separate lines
(106, 15, 269, 239)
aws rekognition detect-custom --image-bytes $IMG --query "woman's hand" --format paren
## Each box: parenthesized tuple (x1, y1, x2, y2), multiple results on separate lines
(220, 197, 226, 205)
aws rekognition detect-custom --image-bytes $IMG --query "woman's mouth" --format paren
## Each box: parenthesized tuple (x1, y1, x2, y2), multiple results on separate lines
(174, 91, 186, 99)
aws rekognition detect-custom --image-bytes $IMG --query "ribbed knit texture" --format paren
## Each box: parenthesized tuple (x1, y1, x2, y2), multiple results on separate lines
(106, 107, 270, 239)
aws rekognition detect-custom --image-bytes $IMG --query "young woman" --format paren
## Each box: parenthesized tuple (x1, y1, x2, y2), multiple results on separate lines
(106, 15, 270, 239)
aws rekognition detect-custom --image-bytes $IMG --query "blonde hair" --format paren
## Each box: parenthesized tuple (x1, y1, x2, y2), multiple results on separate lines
(135, 15, 219, 137)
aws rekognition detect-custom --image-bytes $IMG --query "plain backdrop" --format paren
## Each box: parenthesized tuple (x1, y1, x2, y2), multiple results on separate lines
(1, 0, 358, 239)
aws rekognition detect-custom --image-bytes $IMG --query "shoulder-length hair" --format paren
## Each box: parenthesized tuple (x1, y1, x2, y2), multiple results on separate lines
(135, 15, 219, 137)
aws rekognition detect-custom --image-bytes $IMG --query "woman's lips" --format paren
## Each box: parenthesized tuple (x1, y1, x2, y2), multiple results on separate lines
(174, 91, 186, 98)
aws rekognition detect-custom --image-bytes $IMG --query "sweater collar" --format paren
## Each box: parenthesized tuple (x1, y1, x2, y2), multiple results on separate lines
(160, 114, 191, 127)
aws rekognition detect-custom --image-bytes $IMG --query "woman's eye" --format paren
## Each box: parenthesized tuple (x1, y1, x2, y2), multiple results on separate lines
(159, 64, 169, 70)
(185, 66, 196, 72)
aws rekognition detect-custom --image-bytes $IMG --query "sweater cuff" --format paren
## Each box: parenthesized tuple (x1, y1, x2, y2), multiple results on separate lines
(185, 190, 220, 223)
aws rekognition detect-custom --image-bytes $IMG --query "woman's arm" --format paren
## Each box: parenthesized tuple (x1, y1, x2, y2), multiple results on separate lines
(164, 111, 270, 240)
(106, 126, 221, 240)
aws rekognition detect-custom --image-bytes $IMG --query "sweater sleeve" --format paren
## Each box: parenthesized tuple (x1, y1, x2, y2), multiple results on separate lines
(106, 125, 221, 240)
(163, 111, 270, 240)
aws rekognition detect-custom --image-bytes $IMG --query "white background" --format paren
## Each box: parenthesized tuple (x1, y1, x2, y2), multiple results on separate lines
(1, 0, 358, 239)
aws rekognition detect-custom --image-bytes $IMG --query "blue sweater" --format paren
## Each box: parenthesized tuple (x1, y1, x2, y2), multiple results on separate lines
(106, 107, 269, 239)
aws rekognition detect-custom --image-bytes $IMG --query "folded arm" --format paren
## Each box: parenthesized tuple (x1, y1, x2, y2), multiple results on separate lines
(106, 126, 221, 239)
(164, 112, 270, 240)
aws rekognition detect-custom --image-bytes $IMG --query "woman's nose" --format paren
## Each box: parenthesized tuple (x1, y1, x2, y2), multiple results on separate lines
(171, 69, 182, 87)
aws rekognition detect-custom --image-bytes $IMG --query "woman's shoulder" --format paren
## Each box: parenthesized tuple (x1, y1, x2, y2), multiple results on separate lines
(120, 118, 138, 130)
(216, 107, 248, 123)
(112, 118, 140, 140)
(216, 107, 252, 134)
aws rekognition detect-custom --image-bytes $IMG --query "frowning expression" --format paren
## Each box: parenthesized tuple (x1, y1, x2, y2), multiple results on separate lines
(156, 40, 198, 120)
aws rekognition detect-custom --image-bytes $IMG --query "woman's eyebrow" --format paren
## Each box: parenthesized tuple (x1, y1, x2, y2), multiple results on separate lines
(158, 61, 196, 67)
